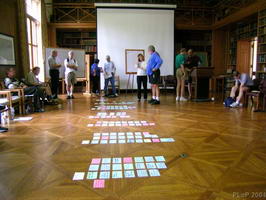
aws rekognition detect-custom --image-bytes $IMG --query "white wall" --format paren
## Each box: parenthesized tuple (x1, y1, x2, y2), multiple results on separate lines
(97, 8, 174, 90)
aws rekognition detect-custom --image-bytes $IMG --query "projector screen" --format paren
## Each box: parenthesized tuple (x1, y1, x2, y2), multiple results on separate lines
(97, 8, 174, 90)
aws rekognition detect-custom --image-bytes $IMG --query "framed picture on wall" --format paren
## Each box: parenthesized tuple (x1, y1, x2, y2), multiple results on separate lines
(0, 33, 15, 65)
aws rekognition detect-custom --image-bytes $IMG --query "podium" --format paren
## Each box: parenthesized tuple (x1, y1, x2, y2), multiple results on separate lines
(190, 67, 213, 100)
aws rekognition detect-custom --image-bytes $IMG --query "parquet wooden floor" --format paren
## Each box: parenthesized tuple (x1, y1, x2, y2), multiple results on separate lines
(0, 93, 266, 200)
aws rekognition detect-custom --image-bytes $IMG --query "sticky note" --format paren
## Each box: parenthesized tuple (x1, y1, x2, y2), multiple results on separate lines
(145, 156, 155, 162)
(102, 136, 109, 140)
(156, 162, 167, 169)
(101, 164, 111, 171)
(110, 136, 117, 140)
(87, 124, 94, 127)
(102, 158, 111, 164)
(93, 179, 105, 188)
(118, 136, 126, 139)
(91, 158, 101, 164)
(93, 136, 100, 140)
(137, 170, 149, 177)
(118, 140, 126, 144)
(135, 132, 142, 136)
(146, 163, 157, 169)
(127, 136, 134, 139)
(99, 171, 110, 179)
(87, 172, 98, 180)
(109, 140, 117, 144)
(89, 165, 99, 171)
(81, 140, 90, 144)
(124, 163, 134, 170)
(112, 171, 123, 179)
(91, 140, 99, 144)
(118, 132, 125, 136)
(155, 156, 165, 162)
(112, 164, 122, 170)
(160, 138, 175, 142)
(152, 139, 160, 143)
(112, 158, 122, 163)
(149, 169, 160, 177)
(73, 172, 85, 180)
(136, 139, 143, 143)
(134, 157, 144, 163)
(123, 157, 133, 163)
(135, 136, 143, 139)
(100, 140, 108, 144)
(135, 163, 146, 169)
(94, 133, 101, 136)
(144, 139, 152, 143)
(127, 139, 135, 143)
(149, 123, 155, 126)
(124, 170, 135, 178)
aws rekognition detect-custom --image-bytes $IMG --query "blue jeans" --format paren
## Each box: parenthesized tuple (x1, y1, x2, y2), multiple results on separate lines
(104, 76, 116, 95)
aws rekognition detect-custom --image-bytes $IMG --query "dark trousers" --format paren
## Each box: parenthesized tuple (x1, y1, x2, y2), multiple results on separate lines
(24, 86, 43, 110)
(49, 69, 59, 98)
(137, 75, 148, 99)
(91, 76, 100, 94)
(104, 76, 116, 95)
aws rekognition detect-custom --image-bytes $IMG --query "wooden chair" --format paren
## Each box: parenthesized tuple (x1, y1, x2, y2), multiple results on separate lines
(164, 75, 176, 92)
(0, 81, 23, 117)
(108, 76, 120, 94)
(244, 79, 261, 110)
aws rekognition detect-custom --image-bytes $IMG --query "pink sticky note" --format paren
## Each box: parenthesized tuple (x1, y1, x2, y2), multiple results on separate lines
(102, 136, 109, 140)
(143, 132, 150, 135)
(91, 158, 101, 164)
(93, 179, 105, 188)
(152, 139, 160, 143)
(142, 123, 149, 126)
(122, 124, 128, 127)
(149, 123, 155, 126)
(95, 124, 101, 127)
(123, 157, 133, 163)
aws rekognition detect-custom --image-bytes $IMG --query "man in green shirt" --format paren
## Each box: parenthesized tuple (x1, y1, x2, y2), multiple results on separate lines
(175, 48, 188, 102)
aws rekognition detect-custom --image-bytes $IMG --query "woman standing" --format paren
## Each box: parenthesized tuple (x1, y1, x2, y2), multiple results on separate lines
(90, 59, 101, 96)
(135, 54, 147, 101)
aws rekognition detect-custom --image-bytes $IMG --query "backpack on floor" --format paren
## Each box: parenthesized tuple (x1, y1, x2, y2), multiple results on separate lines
(224, 97, 235, 107)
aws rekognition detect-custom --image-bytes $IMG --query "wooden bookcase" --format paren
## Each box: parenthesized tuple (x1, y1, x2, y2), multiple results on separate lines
(257, 8, 266, 73)
(226, 19, 257, 68)
(56, 29, 97, 55)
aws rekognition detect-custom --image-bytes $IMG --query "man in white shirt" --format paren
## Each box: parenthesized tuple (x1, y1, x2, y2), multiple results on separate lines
(103, 55, 117, 97)
(64, 51, 78, 99)
(48, 50, 61, 99)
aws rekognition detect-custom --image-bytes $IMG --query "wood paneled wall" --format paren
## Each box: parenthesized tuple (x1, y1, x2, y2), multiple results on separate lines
(0, 0, 21, 78)
(212, 29, 226, 76)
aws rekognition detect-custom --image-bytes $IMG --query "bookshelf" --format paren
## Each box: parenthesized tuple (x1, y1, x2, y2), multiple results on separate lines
(56, 29, 97, 55)
(257, 8, 266, 73)
(226, 18, 257, 68)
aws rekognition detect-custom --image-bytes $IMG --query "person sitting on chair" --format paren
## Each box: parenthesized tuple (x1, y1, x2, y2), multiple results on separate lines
(25, 67, 54, 104)
(4, 68, 44, 112)
(230, 71, 254, 108)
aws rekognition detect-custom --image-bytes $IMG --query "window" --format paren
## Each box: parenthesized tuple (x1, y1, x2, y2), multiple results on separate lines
(26, 0, 44, 81)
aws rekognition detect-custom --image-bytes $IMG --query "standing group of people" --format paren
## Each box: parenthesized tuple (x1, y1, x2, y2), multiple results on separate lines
(90, 45, 163, 105)
(175, 48, 201, 101)
(48, 50, 79, 100)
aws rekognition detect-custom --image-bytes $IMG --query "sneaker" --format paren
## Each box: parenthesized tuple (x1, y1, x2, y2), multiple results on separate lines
(230, 102, 240, 108)
(176, 96, 180, 101)
(0, 127, 8, 133)
(71, 95, 75, 99)
(114, 93, 119, 97)
(148, 99, 156, 104)
(180, 97, 188, 102)
(67, 95, 71, 99)
(151, 100, 160, 105)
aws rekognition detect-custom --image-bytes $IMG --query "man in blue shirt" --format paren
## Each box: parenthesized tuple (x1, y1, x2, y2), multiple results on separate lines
(90, 59, 101, 96)
(146, 45, 163, 105)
